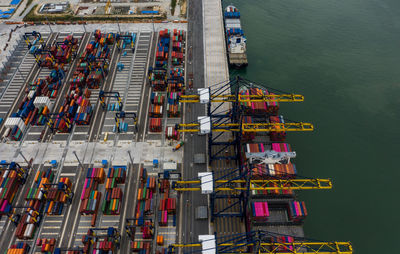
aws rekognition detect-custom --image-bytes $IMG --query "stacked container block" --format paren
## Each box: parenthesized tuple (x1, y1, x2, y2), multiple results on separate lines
(250, 163, 297, 179)
(268, 236, 294, 252)
(287, 200, 307, 222)
(251, 201, 269, 222)
(7, 243, 30, 254)
(102, 166, 126, 215)
(269, 115, 286, 141)
(80, 168, 105, 226)
(171, 29, 185, 66)
(150, 92, 165, 105)
(82, 227, 119, 253)
(129, 167, 155, 251)
(245, 142, 296, 196)
(149, 118, 162, 132)
(165, 126, 180, 140)
(36, 238, 56, 253)
(54, 30, 114, 131)
(43, 177, 72, 215)
(158, 179, 175, 227)
(0, 165, 24, 215)
(239, 87, 279, 115)
(16, 169, 54, 239)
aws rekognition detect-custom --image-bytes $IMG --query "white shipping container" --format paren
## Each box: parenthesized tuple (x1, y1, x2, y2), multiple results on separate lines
(34, 96, 52, 110)
(5, 117, 26, 132)
(225, 18, 241, 24)
(38, 188, 44, 200)
(24, 224, 34, 238)
(28, 90, 35, 99)
(226, 23, 241, 29)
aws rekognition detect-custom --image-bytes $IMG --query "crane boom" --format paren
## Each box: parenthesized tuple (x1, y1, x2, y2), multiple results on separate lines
(177, 122, 314, 132)
(173, 178, 332, 192)
(179, 93, 304, 103)
(172, 241, 352, 254)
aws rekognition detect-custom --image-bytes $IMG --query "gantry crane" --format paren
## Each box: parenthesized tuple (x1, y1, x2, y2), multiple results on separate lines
(56, 38, 78, 57)
(177, 121, 314, 133)
(33, 50, 54, 68)
(46, 112, 72, 133)
(82, 227, 121, 248)
(179, 76, 304, 103)
(179, 89, 304, 103)
(170, 230, 353, 254)
(24, 31, 44, 52)
(41, 182, 74, 204)
(114, 111, 137, 133)
(0, 161, 29, 184)
(172, 165, 332, 220)
(116, 33, 136, 50)
(4, 205, 38, 227)
(99, 90, 123, 111)
(173, 178, 332, 192)
(125, 218, 154, 240)
(176, 115, 313, 164)
(175, 77, 313, 163)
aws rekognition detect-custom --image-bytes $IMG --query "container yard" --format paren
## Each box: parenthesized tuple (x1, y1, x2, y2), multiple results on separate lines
(0, 0, 353, 252)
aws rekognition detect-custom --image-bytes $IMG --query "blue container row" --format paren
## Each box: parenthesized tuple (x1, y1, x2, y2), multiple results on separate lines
(224, 11, 240, 18)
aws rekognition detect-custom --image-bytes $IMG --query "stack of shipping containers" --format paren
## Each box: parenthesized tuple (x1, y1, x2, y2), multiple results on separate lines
(53, 30, 115, 132)
(3, 35, 79, 140)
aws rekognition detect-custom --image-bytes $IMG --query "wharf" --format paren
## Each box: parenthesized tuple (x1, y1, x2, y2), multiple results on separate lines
(203, 0, 229, 94)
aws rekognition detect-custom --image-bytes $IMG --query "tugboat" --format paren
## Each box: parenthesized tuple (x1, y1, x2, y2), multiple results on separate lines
(224, 5, 248, 68)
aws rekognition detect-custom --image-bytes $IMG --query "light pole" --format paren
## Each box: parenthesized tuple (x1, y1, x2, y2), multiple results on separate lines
(81, 17, 87, 33)
(18, 151, 30, 166)
(73, 151, 84, 169)
(127, 151, 134, 166)
(116, 17, 121, 34)
(45, 16, 53, 33)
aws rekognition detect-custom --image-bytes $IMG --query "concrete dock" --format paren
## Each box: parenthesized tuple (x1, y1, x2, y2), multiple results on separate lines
(203, 0, 229, 89)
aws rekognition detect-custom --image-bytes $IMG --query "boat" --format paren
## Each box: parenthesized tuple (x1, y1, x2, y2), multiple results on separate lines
(224, 5, 248, 68)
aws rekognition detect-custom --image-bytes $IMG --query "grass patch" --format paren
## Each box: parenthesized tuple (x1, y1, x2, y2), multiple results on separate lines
(171, 0, 177, 16)
(19, 0, 33, 16)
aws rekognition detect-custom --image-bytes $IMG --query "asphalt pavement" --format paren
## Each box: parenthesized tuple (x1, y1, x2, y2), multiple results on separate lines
(179, 0, 209, 250)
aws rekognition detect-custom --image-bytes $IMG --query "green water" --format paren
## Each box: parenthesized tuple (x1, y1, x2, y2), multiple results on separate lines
(223, 0, 400, 252)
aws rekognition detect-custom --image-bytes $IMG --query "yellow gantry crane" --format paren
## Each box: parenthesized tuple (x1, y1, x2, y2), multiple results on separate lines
(171, 241, 353, 254)
(170, 229, 352, 254)
(179, 93, 304, 103)
(173, 178, 332, 192)
(177, 122, 314, 133)
(177, 78, 314, 134)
